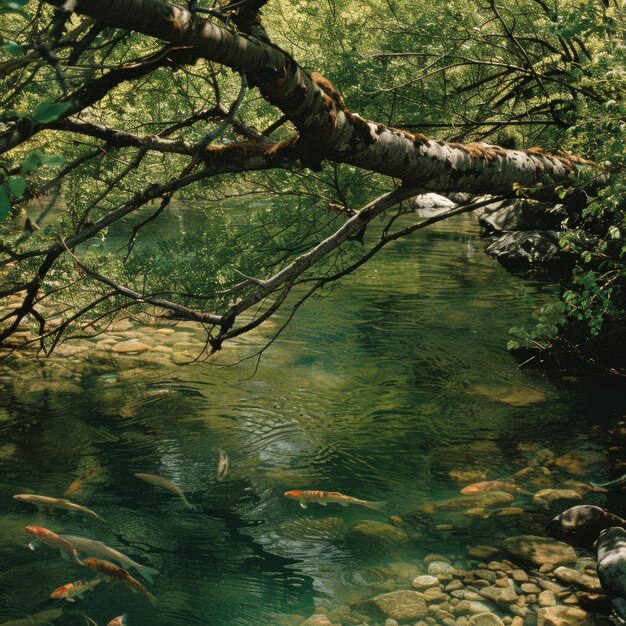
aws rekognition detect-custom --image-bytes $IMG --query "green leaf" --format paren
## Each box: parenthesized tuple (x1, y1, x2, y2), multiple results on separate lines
(32, 100, 72, 124)
(8, 175, 26, 197)
(21, 149, 43, 173)
(1, 39, 23, 56)
(0, 186, 10, 221)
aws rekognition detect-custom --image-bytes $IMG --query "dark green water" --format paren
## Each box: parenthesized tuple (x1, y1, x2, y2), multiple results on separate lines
(0, 208, 622, 625)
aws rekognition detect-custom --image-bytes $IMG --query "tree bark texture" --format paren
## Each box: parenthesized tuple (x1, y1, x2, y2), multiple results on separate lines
(49, 0, 596, 196)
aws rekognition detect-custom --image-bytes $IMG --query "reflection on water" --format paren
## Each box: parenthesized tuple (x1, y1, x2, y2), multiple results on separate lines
(0, 212, 622, 625)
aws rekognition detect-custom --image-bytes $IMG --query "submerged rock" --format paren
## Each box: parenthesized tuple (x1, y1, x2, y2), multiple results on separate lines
(346, 520, 409, 554)
(596, 526, 626, 598)
(368, 590, 427, 620)
(501, 535, 577, 567)
(536, 605, 597, 625)
(546, 505, 626, 548)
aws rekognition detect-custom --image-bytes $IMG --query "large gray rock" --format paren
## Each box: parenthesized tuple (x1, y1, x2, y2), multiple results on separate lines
(484, 231, 570, 272)
(477, 198, 566, 233)
(596, 526, 626, 597)
(546, 505, 626, 549)
(501, 535, 577, 567)
(368, 590, 427, 621)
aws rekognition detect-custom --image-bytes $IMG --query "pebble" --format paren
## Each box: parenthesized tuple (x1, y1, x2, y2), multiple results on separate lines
(412, 575, 440, 590)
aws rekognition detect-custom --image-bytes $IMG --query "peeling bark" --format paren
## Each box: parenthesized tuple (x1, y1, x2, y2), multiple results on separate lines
(45, 0, 598, 197)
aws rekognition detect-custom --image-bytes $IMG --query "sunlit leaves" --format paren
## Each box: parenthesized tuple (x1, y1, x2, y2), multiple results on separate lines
(21, 149, 65, 174)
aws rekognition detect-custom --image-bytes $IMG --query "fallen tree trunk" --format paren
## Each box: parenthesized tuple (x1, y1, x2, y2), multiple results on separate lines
(43, 0, 597, 196)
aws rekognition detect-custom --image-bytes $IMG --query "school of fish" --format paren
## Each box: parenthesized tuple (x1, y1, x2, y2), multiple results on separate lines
(13, 442, 617, 624)
(8, 452, 226, 624)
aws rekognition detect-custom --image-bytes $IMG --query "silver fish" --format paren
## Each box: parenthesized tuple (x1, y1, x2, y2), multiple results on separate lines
(216, 449, 229, 482)
(590, 471, 626, 488)
(134, 472, 192, 509)
(60, 534, 159, 583)
(13, 494, 106, 522)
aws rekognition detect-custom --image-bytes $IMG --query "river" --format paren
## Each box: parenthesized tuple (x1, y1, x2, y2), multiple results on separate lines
(0, 206, 623, 625)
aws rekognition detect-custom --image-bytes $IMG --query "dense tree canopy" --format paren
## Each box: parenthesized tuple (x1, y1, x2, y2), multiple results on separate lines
(0, 0, 623, 367)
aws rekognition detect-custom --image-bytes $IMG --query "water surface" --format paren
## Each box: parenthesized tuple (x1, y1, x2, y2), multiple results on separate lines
(0, 207, 621, 625)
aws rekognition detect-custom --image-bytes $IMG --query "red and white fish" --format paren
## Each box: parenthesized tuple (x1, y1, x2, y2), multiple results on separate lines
(284, 490, 384, 510)
(50, 577, 102, 602)
(25, 526, 82, 564)
(107, 614, 127, 626)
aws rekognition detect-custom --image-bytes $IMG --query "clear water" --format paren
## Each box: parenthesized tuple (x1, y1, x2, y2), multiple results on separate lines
(0, 208, 622, 625)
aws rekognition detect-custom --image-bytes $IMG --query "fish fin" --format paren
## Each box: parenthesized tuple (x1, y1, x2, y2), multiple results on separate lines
(299, 501, 307, 509)
(339, 502, 349, 507)
(60, 550, 71, 561)
(320, 502, 327, 506)
(67, 597, 76, 603)
(28, 540, 40, 551)
(77, 592, 84, 599)
(363, 501, 386, 511)
(137, 565, 160, 584)
(146, 590, 158, 607)
(89, 511, 107, 523)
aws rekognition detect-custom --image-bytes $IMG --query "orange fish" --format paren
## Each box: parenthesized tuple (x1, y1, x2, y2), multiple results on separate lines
(83, 558, 156, 606)
(460, 480, 526, 495)
(25, 526, 82, 564)
(284, 490, 384, 510)
(64, 466, 101, 496)
(50, 577, 102, 601)
(107, 615, 127, 626)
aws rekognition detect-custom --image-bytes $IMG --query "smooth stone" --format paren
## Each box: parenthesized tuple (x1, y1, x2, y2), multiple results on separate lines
(479, 585, 517, 605)
(424, 587, 447, 603)
(384, 620, 399, 626)
(536, 606, 596, 625)
(596, 526, 626, 597)
(453, 601, 495, 616)
(538, 590, 557, 607)
(347, 520, 409, 552)
(475, 570, 497, 584)
(520, 582, 541, 594)
(111, 340, 152, 353)
(468, 546, 500, 560)
(424, 554, 452, 565)
(546, 505, 626, 549)
(412, 575, 440, 590)
(501, 535, 577, 567)
(446, 580, 464, 592)
(428, 561, 456, 577)
(299, 614, 336, 626)
(368, 590, 427, 621)
(468, 614, 505, 626)
(533, 489, 582, 506)
(511, 570, 528, 583)
(552, 566, 602, 592)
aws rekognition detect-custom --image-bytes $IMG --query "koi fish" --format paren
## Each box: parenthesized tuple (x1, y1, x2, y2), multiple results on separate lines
(64, 466, 101, 496)
(83, 558, 156, 606)
(134, 472, 192, 509)
(107, 616, 127, 626)
(590, 471, 626, 489)
(284, 490, 385, 510)
(460, 480, 526, 495)
(50, 577, 102, 602)
(60, 534, 159, 583)
(14, 494, 106, 522)
(25, 526, 82, 564)
(0, 608, 63, 626)
(216, 449, 229, 482)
